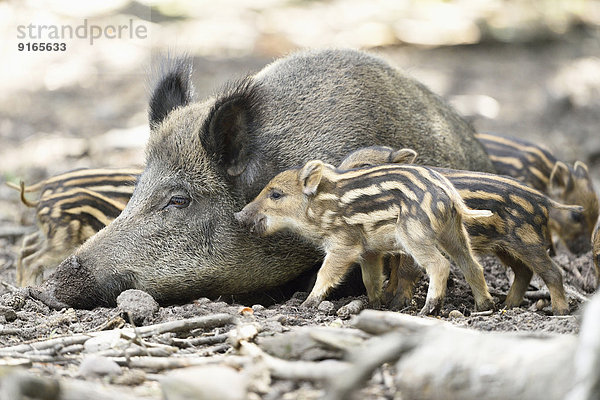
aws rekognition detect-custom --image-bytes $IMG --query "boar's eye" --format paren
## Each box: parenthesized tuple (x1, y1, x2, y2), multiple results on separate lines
(165, 195, 191, 209)
(270, 190, 283, 200)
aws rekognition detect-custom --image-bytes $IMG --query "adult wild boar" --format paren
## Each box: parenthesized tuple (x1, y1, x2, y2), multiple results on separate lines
(35, 49, 495, 309)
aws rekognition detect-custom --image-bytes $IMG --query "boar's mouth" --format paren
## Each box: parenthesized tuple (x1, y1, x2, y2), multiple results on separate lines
(31, 255, 136, 309)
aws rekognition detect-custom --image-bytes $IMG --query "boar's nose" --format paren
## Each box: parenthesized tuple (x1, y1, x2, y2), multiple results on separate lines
(32, 255, 108, 309)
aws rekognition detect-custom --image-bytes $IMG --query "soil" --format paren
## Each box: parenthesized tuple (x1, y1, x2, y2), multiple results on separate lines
(0, 13, 599, 399)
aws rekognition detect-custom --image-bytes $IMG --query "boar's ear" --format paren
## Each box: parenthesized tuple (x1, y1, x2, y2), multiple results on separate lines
(202, 79, 260, 177)
(300, 160, 324, 196)
(148, 56, 194, 128)
(391, 148, 418, 164)
(549, 161, 572, 194)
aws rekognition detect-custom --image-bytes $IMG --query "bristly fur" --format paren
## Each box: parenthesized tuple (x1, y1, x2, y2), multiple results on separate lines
(199, 76, 263, 166)
(148, 54, 195, 128)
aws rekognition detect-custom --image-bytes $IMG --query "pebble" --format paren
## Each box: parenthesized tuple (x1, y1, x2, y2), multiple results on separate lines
(0, 306, 17, 322)
(317, 301, 335, 315)
(78, 355, 121, 378)
(116, 289, 159, 326)
(161, 366, 247, 400)
(448, 310, 465, 319)
(83, 331, 127, 353)
(535, 299, 549, 311)
(336, 299, 365, 319)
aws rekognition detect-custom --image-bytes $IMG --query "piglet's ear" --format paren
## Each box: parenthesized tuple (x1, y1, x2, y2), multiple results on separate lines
(300, 160, 324, 196)
(573, 161, 590, 178)
(391, 148, 418, 164)
(549, 161, 572, 193)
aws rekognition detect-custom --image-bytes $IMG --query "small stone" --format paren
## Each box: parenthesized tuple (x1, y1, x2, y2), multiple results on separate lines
(449, 310, 465, 319)
(78, 355, 121, 378)
(535, 299, 549, 311)
(116, 289, 159, 326)
(336, 299, 365, 319)
(228, 323, 260, 348)
(161, 366, 247, 400)
(1, 291, 27, 310)
(328, 318, 344, 328)
(111, 369, 146, 386)
(251, 304, 265, 312)
(317, 301, 335, 315)
(239, 307, 254, 316)
(84, 331, 128, 353)
(0, 306, 17, 322)
(193, 298, 212, 305)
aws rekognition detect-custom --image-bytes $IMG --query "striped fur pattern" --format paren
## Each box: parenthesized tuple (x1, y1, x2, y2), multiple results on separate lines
(8, 168, 141, 286)
(235, 160, 494, 315)
(593, 219, 600, 286)
(476, 132, 598, 254)
(340, 146, 581, 315)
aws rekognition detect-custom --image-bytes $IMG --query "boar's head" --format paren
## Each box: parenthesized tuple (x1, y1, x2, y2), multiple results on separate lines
(39, 57, 319, 308)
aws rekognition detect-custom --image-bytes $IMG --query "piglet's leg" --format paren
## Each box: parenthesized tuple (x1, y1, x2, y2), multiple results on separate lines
(387, 254, 421, 310)
(302, 246, 362, 309)
(360, 252, 384, 308)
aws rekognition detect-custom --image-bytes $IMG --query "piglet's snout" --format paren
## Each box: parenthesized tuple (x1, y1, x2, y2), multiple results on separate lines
(234, 206, 257, 228)
(235, 206, 267, 235)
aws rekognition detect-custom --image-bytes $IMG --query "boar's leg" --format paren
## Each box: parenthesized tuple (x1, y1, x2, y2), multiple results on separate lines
(495, 250, 534, 309)
(302, 246, 362, 309)
(360, 252, 384, 308)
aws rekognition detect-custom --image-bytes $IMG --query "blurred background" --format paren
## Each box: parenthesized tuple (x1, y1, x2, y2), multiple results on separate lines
(0, 0, 599, 237)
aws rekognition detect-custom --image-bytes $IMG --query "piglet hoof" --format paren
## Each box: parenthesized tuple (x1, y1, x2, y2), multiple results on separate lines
(388, 295, 411, 311)
(381, 291, 395, 306)
(552, 306, 570, 316)
(475, 298, 495, 312)
(300, 296, 322, 309)
(419, 299, 442, 316)
(368, 298, 382, 309)
(503, 297, 522, 310)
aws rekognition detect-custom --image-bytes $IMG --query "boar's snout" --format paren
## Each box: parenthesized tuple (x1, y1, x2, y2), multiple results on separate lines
(32, 255, 135, 309)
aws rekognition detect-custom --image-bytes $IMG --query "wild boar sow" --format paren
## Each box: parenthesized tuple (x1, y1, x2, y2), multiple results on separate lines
(36, 49, 495, 309)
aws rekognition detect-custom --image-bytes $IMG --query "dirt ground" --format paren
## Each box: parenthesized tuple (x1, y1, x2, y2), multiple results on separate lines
(0, 2, 599, 398)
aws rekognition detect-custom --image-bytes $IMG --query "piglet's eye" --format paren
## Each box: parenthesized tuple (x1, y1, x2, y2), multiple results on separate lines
(270, 191, 283, 200)
(165, 195, 190, 209)
(570, 211, 584, 223)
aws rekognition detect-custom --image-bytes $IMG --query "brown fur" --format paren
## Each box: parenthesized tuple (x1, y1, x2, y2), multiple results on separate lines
(36, 49, 496, 309)
(593, 218, 600, 287)
(7, 169, 140, 286)
(235, 161, 494, 315)
(476, 132, 598, 254)
(341, 146, 577, 315)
